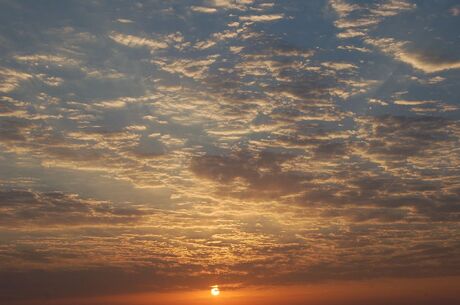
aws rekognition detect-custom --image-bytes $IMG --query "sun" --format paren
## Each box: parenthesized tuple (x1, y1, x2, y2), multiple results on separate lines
(210, 285, 220, 296)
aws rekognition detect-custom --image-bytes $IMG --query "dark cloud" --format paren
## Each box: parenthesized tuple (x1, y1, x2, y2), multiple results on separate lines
(191, 150, 311, 199)
(0, 189, 149, 226)
(0, 117, 33, 141)
(0, 267, 208, 301)
(357, 115, 456, 159)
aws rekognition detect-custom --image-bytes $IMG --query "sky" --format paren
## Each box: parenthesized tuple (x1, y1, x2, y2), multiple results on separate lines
(0, 0, 460, 304)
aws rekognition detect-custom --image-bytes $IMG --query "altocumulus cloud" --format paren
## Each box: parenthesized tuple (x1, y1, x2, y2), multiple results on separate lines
(0, 0, 459, 303)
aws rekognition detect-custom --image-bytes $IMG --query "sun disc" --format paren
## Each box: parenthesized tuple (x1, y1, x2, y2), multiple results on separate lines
(211, 286, 220, 296)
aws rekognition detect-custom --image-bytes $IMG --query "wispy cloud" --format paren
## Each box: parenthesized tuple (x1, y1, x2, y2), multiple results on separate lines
(365, 37, 460, 73)
(191, 6, 218, 13)
(239, 14, 284, 22)
(0, 68, 31, 93)
(110, 32, 168, 50)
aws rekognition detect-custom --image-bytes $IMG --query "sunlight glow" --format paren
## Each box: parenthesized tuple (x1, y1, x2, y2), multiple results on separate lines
(211, 285, 220, 296)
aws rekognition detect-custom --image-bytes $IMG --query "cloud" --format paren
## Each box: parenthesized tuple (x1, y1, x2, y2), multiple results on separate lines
(14, 54, 81, 67)
(450, 6, 460, 16)
(0, 189, 149, 226)
(398, 53, 460, 73)
(330, 0, 416, 39)
(336, 29, 366, 38)
(1, 1, 460, 300)
(152, 56, 217, 80)
(209, 0, 254, 9)
(0, 116, 33, 141)
(0, 68, 32, 93)
(338, 45, 371, 53)
(329, 0, 361, 17)
(394, 100, 436, 106)
(190, 150, 310, 199)
(239, 14, 284, 22)
(369, 98, 389, 106)
(365, 37, 460, 73)
(94, 100, 127, 109)
(191, 6, 218, 13)
(355, 115, 457, 161)
(321, 62, 357, 71)
(116, 18, 134, 23)
(109, 32, 168, 50)
(370, 0, 416, 17)
(330, 1, 460, 74)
